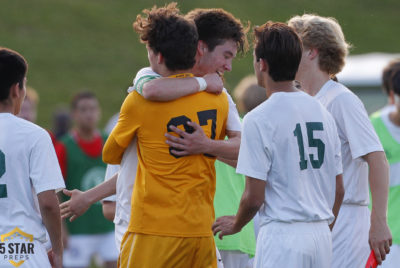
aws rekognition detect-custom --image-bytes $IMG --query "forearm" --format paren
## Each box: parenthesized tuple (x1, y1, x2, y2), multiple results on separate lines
(366, 151, 390, 222)
(206, 131, 241, 159)
(330, 174, 344, 230)
(38, 191, 63, 254)
(233, 192, 262, 232)
(143, 77, 200, 101)
(85, 174, 117, 204)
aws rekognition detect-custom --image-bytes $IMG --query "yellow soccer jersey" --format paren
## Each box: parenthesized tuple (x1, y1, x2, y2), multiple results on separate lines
(103, 80, 228, 237)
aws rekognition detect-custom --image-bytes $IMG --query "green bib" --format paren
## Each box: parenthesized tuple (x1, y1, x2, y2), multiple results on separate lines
(61, 132, 114, 235)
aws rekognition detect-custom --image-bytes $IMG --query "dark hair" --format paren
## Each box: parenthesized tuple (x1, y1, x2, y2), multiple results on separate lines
(254, 22, 302, 82)
(382, 59, 400, 96)
(0, 47, 28, 101)
(391, 67, 400, 96)
(186, 8, 249, 54)
(71, 91, 97, 110)
(133, 3, 198, 71)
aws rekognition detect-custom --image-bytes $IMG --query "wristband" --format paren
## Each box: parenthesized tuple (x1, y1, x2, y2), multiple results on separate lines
(195, 77, 207, 91)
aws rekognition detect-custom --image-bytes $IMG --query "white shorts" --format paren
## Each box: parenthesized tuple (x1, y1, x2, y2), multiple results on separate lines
(63, 232, 119, 267)
(332, 204, 370, 268)
(254, 221, 332, 268)
(381, 244, 400, 268)
(0, 240, 51, 268)
(219, 250, 250, 268)
(114, 219, 128, 252)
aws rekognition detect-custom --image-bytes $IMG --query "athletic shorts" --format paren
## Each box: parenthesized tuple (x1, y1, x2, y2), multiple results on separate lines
(114, 219, 129, 252)
(332, 204, 370, 268)
(0, 239, 51, 268)
(254, 221, 332, 268)
(382, 244, 400, 268)
(63, 231, 118, 267)
(118, 232, 217, 268)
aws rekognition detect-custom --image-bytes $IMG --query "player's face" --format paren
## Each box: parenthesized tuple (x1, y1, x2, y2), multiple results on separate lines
(73, 98, 100, 131)
(197, 39, 237, 76)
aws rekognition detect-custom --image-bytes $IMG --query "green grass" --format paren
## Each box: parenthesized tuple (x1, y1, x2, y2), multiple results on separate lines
(1, 0, 399, 128)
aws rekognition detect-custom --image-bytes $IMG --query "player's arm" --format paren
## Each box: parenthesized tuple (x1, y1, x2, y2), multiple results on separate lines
(102, 201, 116, 221)
(103, 93, 139, 164)
(140, 73, 224, 101)
(212, 176, 265, 239)
(364, 151, 392, 265)
(166, 124, 240, 160)
(329, 174, 344, 230)
(38, 190, 63, 268)
(60, 173, 118, 222)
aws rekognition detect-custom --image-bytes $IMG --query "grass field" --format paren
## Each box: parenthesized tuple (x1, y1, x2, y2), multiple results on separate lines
(1, 0, 399, 128)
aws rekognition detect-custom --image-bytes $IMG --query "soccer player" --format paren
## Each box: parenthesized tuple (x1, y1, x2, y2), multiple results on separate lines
(103, 4, 229, 267)
(0, 47, 65, 268)
(288, 14, 392, 266)
(370, 59, 400, 119)
(57, 91, 118, 268)
(132, 8, 247, 160)
(212, 21, 344, 268)
(371, 64, 400, 267)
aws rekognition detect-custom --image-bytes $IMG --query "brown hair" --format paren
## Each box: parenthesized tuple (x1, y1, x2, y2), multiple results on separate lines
(186, 8, 249, 55)
(382, 59, 400, 96)
(254, 22, 302, 82)
(0, 47, 28, 101)
(70, 91, 97, 110)
(133, 3, 198, 71)
(288, 14, 351, 75)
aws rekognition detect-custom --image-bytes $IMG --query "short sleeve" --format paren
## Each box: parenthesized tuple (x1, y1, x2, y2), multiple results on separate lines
(223, 88, 242, 132)
(30, 130, 65, 194)
(128, 67, 161, 94)
(331, 93, 383, 159)
(236, 114, 271, 181)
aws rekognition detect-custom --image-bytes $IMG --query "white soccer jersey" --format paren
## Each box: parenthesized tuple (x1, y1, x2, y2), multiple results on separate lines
(129, 67, 242, 132)
(236, 91, 342, 225)
(315, 80, 383, 205)
(0, 113, 65, 243)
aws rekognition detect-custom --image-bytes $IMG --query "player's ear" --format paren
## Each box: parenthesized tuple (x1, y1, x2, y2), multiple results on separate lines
(308, 48, 318, 60)
(260, 58, 268, 72)
(197, 40, 207, 56)
(9, 83, 21, 99)
(157, 53, 163, 65)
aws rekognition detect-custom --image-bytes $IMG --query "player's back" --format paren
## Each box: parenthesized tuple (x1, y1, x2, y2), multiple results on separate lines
(123, 91, 229, 237)
(0, 113, 63, 242)
(242, 91, 341, 225)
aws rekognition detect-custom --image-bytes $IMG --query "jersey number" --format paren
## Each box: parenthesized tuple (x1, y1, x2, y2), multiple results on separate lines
(167, 109, 217, 158)
(293, 122, 325, 170)
(0, 150, 7, 198)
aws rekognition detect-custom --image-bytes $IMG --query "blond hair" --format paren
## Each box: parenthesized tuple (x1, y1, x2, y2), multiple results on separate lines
(288, 14, 351, 75)
(234, 75, 267, 114)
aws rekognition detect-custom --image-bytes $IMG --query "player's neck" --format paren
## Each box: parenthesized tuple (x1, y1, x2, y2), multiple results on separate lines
(75, 127, 97, 141)
(0, 100, 17, 114)
(298, 69, 330, 96)
(389, 109, 400, 127)
(265, 79, 298, 98)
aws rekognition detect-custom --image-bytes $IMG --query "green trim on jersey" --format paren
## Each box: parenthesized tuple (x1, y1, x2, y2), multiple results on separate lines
(61, 132, 114, 235)
(371, 115, 400, 244)
(135, 75, 161, 95)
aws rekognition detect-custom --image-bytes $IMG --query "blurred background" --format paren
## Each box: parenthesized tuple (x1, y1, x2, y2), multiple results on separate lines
(1, 0, 399, 128)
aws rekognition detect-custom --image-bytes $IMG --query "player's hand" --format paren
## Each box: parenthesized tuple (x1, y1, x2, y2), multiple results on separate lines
(165, 121, 211, 156)
(59, 189, 90, 222)
(369, 218, 392, 265)
(212, 216, 240, 240)
(48, 249, 62, 268)
(203, 73, 223, 94)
